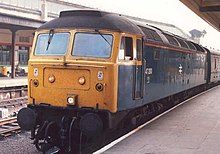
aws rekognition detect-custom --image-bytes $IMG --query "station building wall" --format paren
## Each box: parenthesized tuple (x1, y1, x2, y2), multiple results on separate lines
(0, 29, 34, 67)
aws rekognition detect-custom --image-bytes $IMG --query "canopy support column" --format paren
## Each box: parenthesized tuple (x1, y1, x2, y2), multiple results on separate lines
(10, 29, 17, 79)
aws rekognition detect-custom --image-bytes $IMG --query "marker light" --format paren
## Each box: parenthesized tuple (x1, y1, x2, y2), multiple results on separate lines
(48, 75, 55, 83)
(67, 97, 75, 104)
(96, 83, 104, 92)
(33, 79, 39, 87)
(78, 76, 86, 85)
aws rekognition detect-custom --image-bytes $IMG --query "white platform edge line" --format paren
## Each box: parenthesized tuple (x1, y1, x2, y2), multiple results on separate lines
(93, 85, 220, 154)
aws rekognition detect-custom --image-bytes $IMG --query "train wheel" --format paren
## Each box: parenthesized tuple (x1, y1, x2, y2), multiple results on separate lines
(35, 139, 53, 152)
(34, 121, 59, 153)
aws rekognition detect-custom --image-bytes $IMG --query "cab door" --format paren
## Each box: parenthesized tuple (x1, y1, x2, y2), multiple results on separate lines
(118, 35, 144, 110)
(134, 38, 144, 99)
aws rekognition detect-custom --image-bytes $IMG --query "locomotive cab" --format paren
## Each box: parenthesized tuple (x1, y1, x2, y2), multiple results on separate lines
(28, 29, 119, 112)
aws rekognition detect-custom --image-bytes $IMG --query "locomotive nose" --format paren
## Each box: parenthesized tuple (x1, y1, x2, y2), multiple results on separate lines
(17, 107, 36, 131)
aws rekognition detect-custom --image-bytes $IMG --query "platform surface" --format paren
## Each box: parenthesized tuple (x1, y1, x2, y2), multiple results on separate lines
(103, 86, 220, 154)
(0, 77, 27, 88)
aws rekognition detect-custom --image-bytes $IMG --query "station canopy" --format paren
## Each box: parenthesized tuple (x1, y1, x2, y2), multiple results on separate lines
(180, 0, 220, 31)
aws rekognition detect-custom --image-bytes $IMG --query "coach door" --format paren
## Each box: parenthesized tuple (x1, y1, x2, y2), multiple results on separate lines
(134, 38, 144, 99)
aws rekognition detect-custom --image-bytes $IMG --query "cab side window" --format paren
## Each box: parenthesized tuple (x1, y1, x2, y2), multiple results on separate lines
(136, 39, 142, 61)
(119, 36, 133, 60)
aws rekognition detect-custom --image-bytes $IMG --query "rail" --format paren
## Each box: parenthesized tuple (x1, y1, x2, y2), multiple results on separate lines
(0, 85, 27, 101)
(0, 85, 28, 121)
(0, 117, 20, 138)
(0, 97, 28, 108)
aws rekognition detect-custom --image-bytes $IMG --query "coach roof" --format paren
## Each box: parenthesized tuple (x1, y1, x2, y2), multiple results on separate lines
(38, 10, 144, 35)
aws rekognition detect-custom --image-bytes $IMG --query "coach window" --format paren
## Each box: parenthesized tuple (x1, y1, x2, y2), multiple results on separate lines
(119, 36, 133, 60)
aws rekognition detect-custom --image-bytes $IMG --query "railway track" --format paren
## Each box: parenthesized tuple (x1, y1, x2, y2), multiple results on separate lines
(0, 97, 27, 108)
(0, 117, 21, 138)
(0, 85, 27, 138)
(0, 85, 27, 102)
(0, 85, 28, 117)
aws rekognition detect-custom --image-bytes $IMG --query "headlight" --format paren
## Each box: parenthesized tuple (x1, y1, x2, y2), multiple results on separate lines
(67, 97, 75, 104)
(78, 76, 86, 85)
(48, 75, 55, 83)
(67, 95, 78, 105)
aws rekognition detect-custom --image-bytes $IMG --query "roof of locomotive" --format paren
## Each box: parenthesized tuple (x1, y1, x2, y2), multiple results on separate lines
(38, 10, 144, 35)
(38, 9, 208, 53)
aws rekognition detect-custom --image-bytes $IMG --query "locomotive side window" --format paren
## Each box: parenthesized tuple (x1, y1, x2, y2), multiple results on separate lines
(125, 37, 133, 60)
(154, 49, 160, 60)
(119, 36, 133, 60)
(136, 39, 142, 60)
(118, 37, 125, 59)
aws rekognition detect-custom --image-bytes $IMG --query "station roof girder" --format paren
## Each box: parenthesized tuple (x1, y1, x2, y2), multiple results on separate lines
(0, 12, 45, 31)
(180, 0, 220, 31)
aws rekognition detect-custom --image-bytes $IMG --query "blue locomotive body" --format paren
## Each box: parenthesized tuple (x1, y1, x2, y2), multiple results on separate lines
(116, 23, 218, 111)
(117, 42, 207, 111)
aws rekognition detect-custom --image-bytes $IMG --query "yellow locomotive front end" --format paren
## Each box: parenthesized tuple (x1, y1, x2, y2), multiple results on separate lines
(18, 28, 120, 153)
(28, 29, 118, 113)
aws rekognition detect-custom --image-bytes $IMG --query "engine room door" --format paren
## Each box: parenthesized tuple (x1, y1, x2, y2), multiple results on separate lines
(134, 38, 143, 99)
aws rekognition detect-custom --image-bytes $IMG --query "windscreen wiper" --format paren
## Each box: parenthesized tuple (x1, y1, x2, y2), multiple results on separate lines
(95, 29, 111, 47)
(46, 29, 54, 51)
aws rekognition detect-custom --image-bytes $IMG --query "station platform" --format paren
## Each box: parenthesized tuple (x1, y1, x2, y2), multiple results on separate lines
(0, 77, 27, 88)
(102, 86, 220, 154)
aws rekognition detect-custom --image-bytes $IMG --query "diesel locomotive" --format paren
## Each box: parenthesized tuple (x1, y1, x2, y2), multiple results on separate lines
(17, 10, 220, 153)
